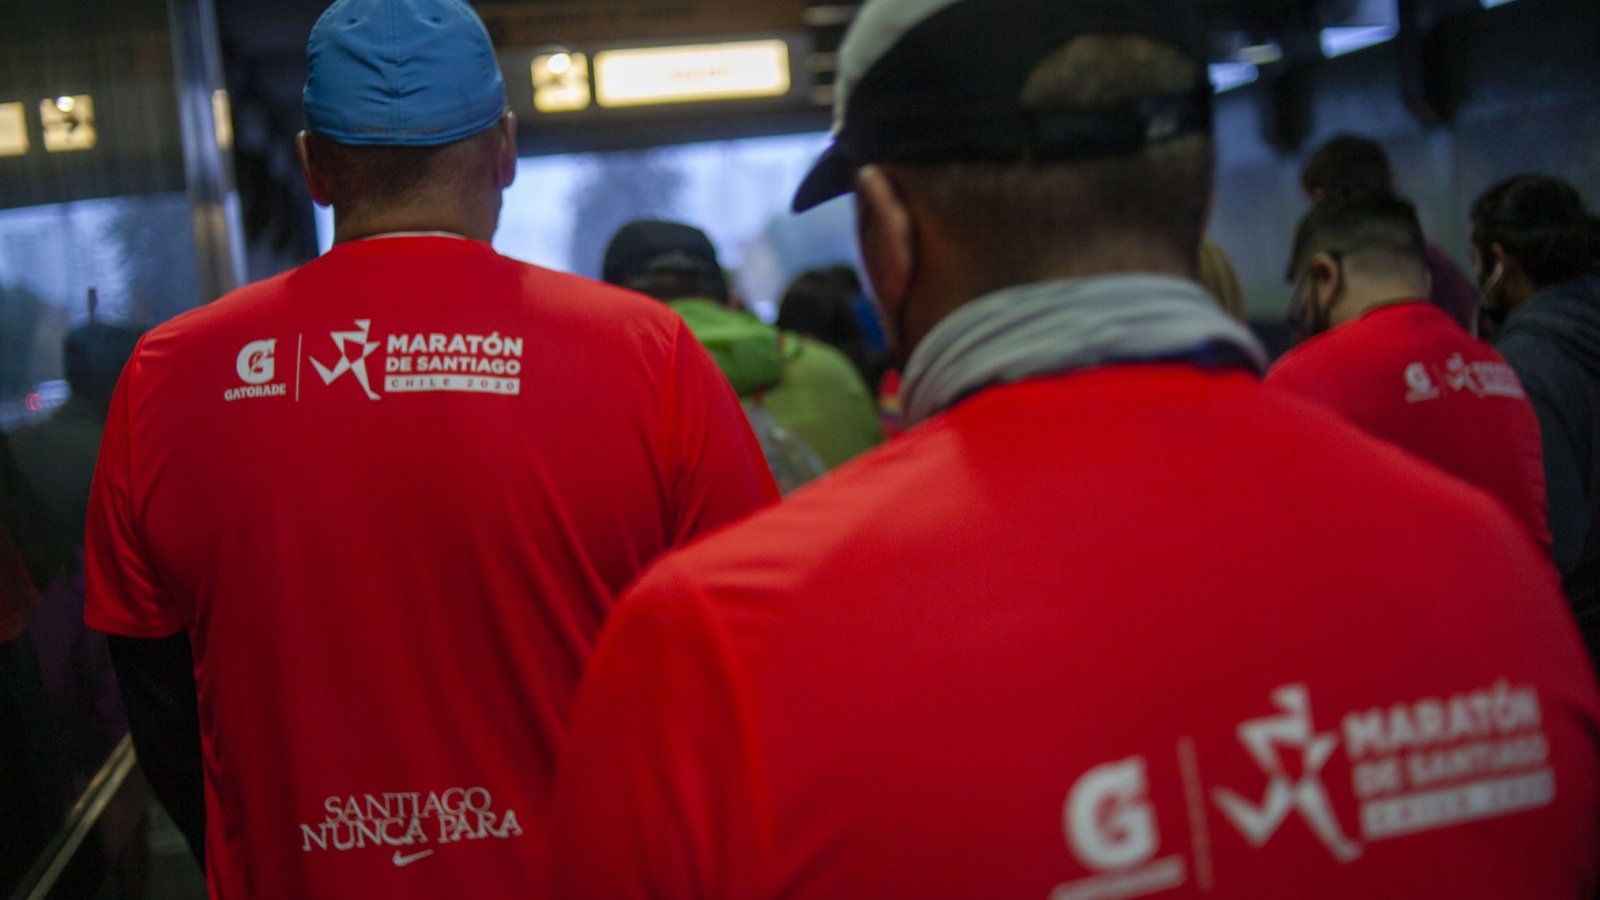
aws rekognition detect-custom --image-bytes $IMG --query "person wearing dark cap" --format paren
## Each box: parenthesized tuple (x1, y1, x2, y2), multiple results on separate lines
(82, 0, 775, 896)
(1301, 134, 1483, 335)
(10, 320, 143, 553)
(1268, 193, 1550, 553)
(551, 1, 1600, 896)
(604, 220, 884, 478)
(8, 317, 144, 807)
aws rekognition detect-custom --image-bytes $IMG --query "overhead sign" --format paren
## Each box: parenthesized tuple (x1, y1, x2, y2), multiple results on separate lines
(594, 40, 791, 109)
(40, 95, 95, 152)
(531, 52, 592, 113)
(480, 0, 804, 46)
(0, 103, 26, 157)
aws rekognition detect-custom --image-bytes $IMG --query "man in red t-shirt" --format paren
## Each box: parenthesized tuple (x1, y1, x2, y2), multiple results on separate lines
(83, 1, 775, 896)
(550, 1, 1600, 897)
(1270, 192, 1551, 553)
(1300, 135, 1483, 336)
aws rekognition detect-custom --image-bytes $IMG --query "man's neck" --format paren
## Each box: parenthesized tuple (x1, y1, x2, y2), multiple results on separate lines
(1332, 285, 1429, 327)
(332, 206, 494, 246)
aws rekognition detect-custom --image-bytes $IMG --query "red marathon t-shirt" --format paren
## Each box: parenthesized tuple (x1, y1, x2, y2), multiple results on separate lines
(84, 236, 776, 898)
(1269, 302, 1551, 552)
(552, 365, 1600, 899)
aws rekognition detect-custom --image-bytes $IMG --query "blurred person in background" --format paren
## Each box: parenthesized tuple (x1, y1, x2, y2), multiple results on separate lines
(777, 266, 891, 393)
(1302, 134, 1482, 335)
(10, 316, 144, 550)
(0, 432, 70, 893)
(606, 221, 885, 477)
(1472, 175, 1600, 588)
(1269, 192, 1549, 552)
(1198, 239, 1247, 321)
(83, 0, 774, 896)
(8, 315, 142, 796)
(552, 0, 1600, 896)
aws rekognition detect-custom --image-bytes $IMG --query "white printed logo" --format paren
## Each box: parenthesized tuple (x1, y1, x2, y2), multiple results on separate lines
(1051, 681, 1557, 897)
(1407, 354, 1526, 404)
(224, 339, 288, 403)
(1404, 363, 1440, 403)
(1212, 684, 1362, 862)
(237, 340, 276, 385)
(1345, 680, 1552, 842)
(299, 787, 524, 864)
(312, 320, 382, 400)
(1052, 758, 1188, 900)
(1066, 757, 1159, 870)
(384, 331, 525, 397)
(391, 849, 434, 867)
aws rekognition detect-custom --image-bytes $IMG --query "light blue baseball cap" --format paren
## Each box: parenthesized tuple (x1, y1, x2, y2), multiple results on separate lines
(304, 0, 507, 147)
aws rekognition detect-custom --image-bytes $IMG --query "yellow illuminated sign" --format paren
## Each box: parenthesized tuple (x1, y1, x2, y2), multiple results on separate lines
(40, 95, 95, 152)
(213, 89, 234, 151)
(532, 52, 592, 113)
(594, 40, 791, 109)
(0, 103, 27, 157)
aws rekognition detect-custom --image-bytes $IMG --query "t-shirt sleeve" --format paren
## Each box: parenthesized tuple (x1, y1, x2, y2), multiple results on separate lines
(550, 559, 769, 899)
(84, 347, 182, 638)
(664, 321, 779, 545)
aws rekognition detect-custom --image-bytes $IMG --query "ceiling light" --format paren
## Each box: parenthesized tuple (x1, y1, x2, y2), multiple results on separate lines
(1236, 43, 1284, 66)
(1209, 62, 1259, 93)
(1320, 24, 1400, 58)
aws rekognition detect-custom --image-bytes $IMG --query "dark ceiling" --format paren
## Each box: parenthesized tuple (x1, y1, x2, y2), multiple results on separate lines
(210, 0, 1500, 264)
(212, 0, 1494, 155)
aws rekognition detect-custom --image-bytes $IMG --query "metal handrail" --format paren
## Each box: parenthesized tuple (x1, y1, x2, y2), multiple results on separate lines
(9, 735, 137, 900)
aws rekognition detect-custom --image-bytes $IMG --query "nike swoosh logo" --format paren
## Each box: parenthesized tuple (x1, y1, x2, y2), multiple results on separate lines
(392, 849, 434, 868)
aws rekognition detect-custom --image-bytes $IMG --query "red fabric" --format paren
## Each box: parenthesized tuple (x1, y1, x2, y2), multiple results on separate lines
(552, 365, 1600, 899)
(1269, 302, 1551, 554)
(84, 237, 776, 899)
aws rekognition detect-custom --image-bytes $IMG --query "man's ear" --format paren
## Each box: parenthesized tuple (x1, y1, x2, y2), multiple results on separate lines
(296, 132, 334, 207)
(1490, 242, 1508, 269)
(1311, 251, 1343, 306)
(855, 165, 914, 336)
(496, 113, 518, 190)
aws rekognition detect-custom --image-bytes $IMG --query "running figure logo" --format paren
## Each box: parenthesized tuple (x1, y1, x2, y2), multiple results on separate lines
(312, 320, 381, 400)
(1212, 684, 1361, 862)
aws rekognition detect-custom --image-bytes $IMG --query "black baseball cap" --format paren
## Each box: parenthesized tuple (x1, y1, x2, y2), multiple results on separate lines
(602, 220, 724, 287)
(792, 0, 1213, 212)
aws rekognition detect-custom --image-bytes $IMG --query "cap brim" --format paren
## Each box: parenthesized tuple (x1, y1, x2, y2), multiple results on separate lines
(792, 143, 854, 213)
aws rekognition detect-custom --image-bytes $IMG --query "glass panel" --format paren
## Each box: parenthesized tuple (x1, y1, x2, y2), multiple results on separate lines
(314, 131, 859, 321)
(2, 0, 221, 894)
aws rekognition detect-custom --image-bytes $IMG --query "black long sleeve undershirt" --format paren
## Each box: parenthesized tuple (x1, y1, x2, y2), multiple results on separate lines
(107, 633, 205, 866)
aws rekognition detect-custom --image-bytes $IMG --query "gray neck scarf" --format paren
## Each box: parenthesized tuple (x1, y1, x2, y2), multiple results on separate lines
(901, 275, 1268, 425)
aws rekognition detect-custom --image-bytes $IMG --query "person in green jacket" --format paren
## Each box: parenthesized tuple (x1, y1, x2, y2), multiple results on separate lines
(603, 222, 885, 482)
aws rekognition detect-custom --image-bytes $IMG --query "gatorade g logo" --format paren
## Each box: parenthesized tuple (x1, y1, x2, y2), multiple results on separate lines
(1066, 757, 1158, 870)
(237, 340, 276, 385)
(1053, 757, 1188, 899)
